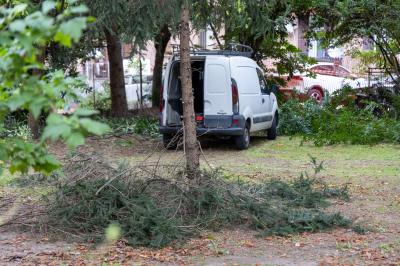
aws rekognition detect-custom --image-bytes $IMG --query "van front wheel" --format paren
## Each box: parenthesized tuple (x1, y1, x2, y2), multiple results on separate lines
(235, 123, 250, 150)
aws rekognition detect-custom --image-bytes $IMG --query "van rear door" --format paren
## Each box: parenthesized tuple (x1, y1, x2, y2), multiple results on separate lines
(203, 57, 232, 128)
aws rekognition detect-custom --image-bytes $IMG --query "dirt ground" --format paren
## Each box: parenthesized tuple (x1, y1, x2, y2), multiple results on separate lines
(1, 136, 399, 265)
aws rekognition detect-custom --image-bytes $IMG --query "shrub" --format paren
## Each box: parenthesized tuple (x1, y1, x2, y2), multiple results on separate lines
(277, 99, 322, 136)
(278, 97, 400, 145)
(101, 116, 160, 138)
(1, 114, 32, 140)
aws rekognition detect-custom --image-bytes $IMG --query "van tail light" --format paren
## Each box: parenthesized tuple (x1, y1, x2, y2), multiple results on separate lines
(231, 78, 239, 114)
(159, 83, 165, 112)
(195, 115, 204, 122)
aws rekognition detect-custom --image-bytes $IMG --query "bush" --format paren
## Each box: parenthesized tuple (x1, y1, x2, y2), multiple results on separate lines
(101, 116, 160, 138)
(1, 114, 32, 140)
(278, 97, 400, 146)
(80, 82, 111, 112)
(44, 155, 350, 247)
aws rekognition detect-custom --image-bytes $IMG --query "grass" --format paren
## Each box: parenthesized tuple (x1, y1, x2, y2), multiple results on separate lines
(1, 135, 399, 249)
(236, 136, 400, 181)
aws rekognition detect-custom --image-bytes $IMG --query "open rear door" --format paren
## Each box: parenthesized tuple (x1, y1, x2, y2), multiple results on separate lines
(203, 57, 232, 128)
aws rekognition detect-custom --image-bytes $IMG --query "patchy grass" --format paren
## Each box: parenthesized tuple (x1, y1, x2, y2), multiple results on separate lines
(0, 171, 17, 187)
(1, 135, 399, 265)
(234, 136, 400, 181)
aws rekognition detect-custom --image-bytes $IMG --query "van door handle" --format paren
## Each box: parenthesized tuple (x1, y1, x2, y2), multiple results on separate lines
(262, 98, 265, 104)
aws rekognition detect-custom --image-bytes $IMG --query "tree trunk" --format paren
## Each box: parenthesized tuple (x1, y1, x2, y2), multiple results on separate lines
(180, 4, 200, 178)
(152, 24, 171, 107)
(29, 47, 46, 139)
(105, 29, 128, 117)
(28, 112, 40, 140)
(139, 54, 143, 108)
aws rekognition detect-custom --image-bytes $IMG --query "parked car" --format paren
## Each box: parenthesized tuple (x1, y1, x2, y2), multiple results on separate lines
(124, 74, 152, 106)
(159, 50, 279, 150)
(279, 62, 368, 103)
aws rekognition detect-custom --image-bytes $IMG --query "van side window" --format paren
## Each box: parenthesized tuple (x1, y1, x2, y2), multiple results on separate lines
(256, 68, 269, 94)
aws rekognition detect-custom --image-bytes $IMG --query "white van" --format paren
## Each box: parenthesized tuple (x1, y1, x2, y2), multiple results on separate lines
(159, 48, 279, 150)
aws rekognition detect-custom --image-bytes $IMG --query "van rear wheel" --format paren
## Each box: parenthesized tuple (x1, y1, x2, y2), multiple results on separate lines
(235, 123, 250, 150)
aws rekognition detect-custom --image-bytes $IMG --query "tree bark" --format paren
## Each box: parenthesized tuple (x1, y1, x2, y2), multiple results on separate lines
(105, 29, 128, 117)
(152, 24, 171, 107)
(180, 4, 200, 178)
(29, 47, 46, 140)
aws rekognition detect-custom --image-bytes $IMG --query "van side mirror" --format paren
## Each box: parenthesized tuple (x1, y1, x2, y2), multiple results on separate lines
(270, 84, 279, 96)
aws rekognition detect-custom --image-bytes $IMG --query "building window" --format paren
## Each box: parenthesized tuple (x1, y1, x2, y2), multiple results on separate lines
(199, 29, 207, 49)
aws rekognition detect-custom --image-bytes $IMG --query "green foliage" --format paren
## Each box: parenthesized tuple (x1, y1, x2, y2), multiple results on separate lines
(278, 99, 321, 136)
(46, 156, 350, 247)
(103, 116, 160, 138)
(347, 49, 384, 74)
(278, 96, 400, 146)
(1, 114, 32, 140)
(80, 83, 111, 112)
(0, 1, 109, 174)
(194, 0, 315, 76)
(310, 0, 400, 89)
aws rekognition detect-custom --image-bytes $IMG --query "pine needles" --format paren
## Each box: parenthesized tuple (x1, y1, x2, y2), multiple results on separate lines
(42, 154, 350, 247)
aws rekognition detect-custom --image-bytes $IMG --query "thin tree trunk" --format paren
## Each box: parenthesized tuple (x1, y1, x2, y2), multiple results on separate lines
(152, 24, 171, 107)
(139, 54, 143, 108)
(28, 112, 40, 140)
(180, 4, 200, 178)
(105, 29, 128, 117)
(29, 47, 46, 139)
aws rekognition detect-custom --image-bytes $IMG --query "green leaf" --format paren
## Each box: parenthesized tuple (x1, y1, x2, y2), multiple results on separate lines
(42, 123, 71, 141)
(70, 5, 89, 14)
(56, 17, 87, 46)
(38, 155, 60, 174)
(13, 4, 28, 14)
(46, 113, 63, 125)
(54, 31, 71, 47)
(66, 133, 85, 148)
(74, 108, 99, 117)
(9, 20, 26, 32)
(29, 101, 44, 119)
(7, 95, 29, 111)
(42, 1, 56, 14)
(80, 118, 110, 135)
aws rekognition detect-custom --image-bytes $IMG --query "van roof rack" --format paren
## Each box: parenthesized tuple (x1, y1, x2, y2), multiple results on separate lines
(171, 43, 253, 58)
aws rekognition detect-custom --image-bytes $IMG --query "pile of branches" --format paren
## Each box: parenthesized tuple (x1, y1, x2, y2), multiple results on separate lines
(29, 153, 351, 248)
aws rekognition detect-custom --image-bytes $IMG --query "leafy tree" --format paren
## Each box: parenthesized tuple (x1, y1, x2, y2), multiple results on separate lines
(0, 1, 109, 175)
(151, 24, 172, 108)
(195, 0, 315, 77)
(310, 0, 400, 92)
(82, 0, 154, 116)
(149, 1, 182, 108)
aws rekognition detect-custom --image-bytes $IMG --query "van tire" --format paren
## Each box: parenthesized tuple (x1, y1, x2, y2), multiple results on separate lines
(267, 115, 277, 140)
(235, 123, 250, 150)
(163, 134, 178, 150)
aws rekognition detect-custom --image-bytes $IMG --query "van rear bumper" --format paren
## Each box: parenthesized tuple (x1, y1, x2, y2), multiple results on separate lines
(159, 126, 244, 136)
(159, 115, 246, 136)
